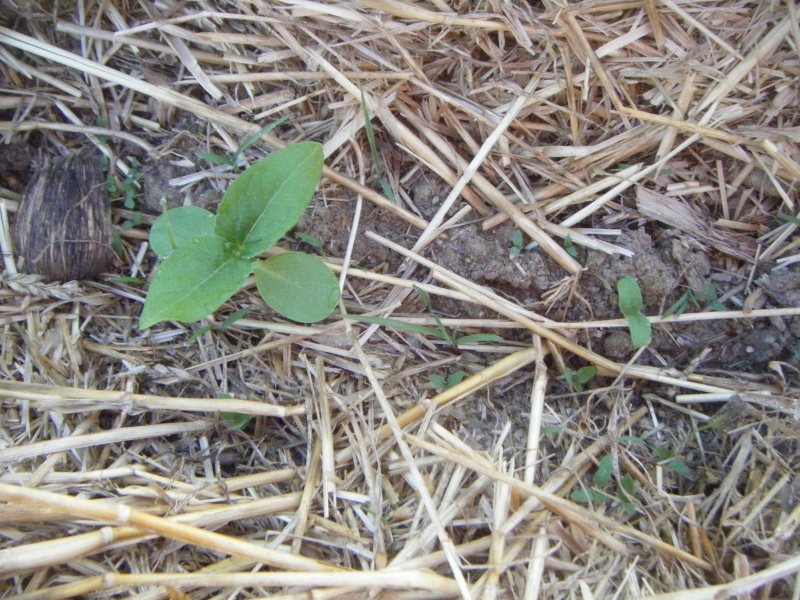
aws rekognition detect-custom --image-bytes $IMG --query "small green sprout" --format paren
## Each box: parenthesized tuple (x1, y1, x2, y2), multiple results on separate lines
(509, 229, 524, 260)
(570, 454, 637, 514)
(617, 276, 651, 348)
(218, 393, 252, 430)
(429, 370, 467, 391)
(360, 89, 395, 203)
(344, 286, 502, 351)
(564, 365, 597, 392)
(563, 234, 578, 257)
(664, 282, 725, 318)
(141, 143, 340, 329)
(196, 118, 289, 170)
(296, 232, 325, 250)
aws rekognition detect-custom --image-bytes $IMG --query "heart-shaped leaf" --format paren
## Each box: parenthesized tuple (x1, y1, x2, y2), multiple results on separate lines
(149, 206, 216, 258)
(216, 142, 323, 259)
(254, 252, 339, 323)
(140, 236, 252, 328)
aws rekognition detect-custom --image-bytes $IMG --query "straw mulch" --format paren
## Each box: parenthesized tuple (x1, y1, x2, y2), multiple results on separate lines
(1, 1, 799, 598)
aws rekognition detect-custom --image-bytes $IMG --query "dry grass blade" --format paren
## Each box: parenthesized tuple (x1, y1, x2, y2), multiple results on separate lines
(1, 1, 798, 597)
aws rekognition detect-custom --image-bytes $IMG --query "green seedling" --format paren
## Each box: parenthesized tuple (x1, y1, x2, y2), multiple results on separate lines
(184, 307, 250, 346)
(663, 281, 725, 318)
(570, 454, 637, 515)
(509, 229, 524, 260)
(218, 393, 252, 430)
(617, 276, 651, 348)
(196, 118, 289, 170)
(102, 153, 144, 254)
(344, 286, 502, 351)
(429, 370, 467, 391)
(563, 234, 578, 258)
(778, 213, 800, 226)
(360, 89, 395, 203)
(296, 232, 324, 250)
(619, 436, 688, 474)
(140, 142, 339, 328)
(564, 365, 597, 392)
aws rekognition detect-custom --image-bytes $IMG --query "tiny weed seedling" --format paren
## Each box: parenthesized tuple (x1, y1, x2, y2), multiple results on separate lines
(564, 365, 597, 392)
(509, 229, 524, 260)
(429, 370, 467, 392)
(344, 286, 502, 351)
(563, 234, 578, 258)
(663, 282, 725, 318)
(570, 454, 638, 515)
(617, 276, 651, 348)
(195, 118, 289, 170)
(140, 143, 340, 328)
(360, 89, 396, 203)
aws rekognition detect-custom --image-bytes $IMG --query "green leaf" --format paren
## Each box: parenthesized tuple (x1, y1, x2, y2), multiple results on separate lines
(594, 454, 614, 487)
(564, 235, 578, 257)
(455, 333, 504, 345)
(778, 213, 800, 226)
(570, 489, 608, 504)
(617, 276, 643, 316)
(106, 276, 145, 284)
(626, 311, 652, 348)
(150, 206, 217, 259)
(221, 411, 252, 430)
(575, 366, 597, 385)
(663, 289, 691, 318)
(195, 151, 236, 167)
(540, 425, 563, 436)
(512, 229, 523, 248)
(564, 367, 579, 392)
(413, 285, 433, 310)
(620, 473, 636, 495)
(446, 371, 467, 387)
(429, 374, 447, 389)
(184, 307, 251, 346)
(342, 315, 444, 339)
(619, 435, 646, 445)
(667, 457, 687, 474)
(509, 246, 521, 260)
(296, 232, 324, 249)
(254, 252, 339, 323)
(140, 236, 252, 328)
(216, 143, 324, 259)
(231, 117, 289, 164)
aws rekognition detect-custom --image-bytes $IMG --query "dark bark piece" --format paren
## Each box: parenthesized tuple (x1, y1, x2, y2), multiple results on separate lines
(14, 149, 115, 281)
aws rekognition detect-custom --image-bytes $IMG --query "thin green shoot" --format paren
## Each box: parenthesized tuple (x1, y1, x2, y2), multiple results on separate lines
(360, 89, 395, 203)
(184, 307, 251, 346)
(196, 117, 289, 170)
(509, 229, 524, 260)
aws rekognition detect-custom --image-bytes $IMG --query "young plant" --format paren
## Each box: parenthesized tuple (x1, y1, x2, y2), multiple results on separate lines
(570, 454, 638, 515)
(663, 282, 725, 318)
(564, 365, 597, 392)
(360, 89, 395, 203)
(196, 118, 289, 169)
(429, 370, 467, 392)
(617, 276, 651, 348)
(344, 286, 502, 351)
(140, 142, 339, 329)
(509, 229, 524, 260)
(563, 234, 578, 258)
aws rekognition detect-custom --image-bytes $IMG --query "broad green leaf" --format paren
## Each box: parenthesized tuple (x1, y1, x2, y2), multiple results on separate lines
(512, 229, 523, 247)
(216, 142, 324, 258)
(140, 236, 252, 328)
(150, 207, 216, 258)
(626, 311, 652, 348)
(667, 457, 687, 474)
(617, 276, 643, 316)
(254, 252, 339, 323)
(620, 473, 636, 495)
(594, 454, 614, 487)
